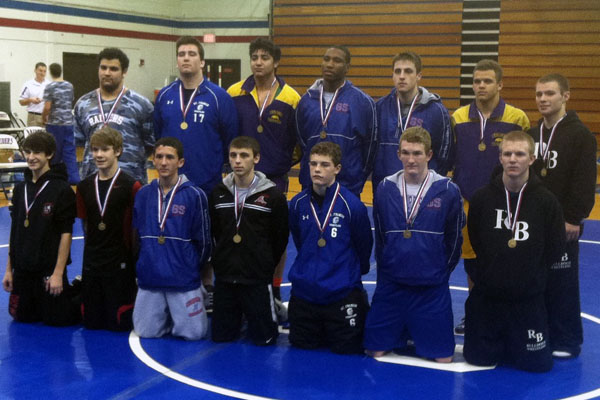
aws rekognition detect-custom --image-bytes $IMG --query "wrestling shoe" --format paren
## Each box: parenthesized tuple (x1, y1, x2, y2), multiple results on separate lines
(454, 317, 465, 336)
(274, 298, 288, 324)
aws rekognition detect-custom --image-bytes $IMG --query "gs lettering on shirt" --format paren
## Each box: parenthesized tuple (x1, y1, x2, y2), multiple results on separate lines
(534, 142, 558, 169)
(171, 204, 186, 216)
(494, 209, 529, 241)
(87, 113, 124, 127)
(335, 102, 349, 113)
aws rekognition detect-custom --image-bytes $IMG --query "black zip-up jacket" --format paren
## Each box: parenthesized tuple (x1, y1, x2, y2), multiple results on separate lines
(468, 169, 565, 300)
(9, 163, 76, 275)
(528, 111, 597, 225)
(209, 171, 289, 285)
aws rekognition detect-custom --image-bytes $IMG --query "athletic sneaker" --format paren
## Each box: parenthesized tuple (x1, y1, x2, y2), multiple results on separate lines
(274, 298, 288, 324)
(454, 317, 465, 335)
(203, 284, 214, 314)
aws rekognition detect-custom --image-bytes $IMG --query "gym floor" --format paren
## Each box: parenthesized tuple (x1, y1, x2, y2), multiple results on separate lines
(0, 174, 598, 400)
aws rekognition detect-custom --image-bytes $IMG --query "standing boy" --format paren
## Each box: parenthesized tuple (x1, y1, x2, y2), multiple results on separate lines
(528, 74, 596, 358)
(364, 127, 464, 362)
(465, 131, 565, 372)
(19, 62, 48, 127)
(2, 131, 78, 326)
(133, 137, 211, 340)
(209, 136, 289, 345)
(288, 142, 373, 354)
(76, 127, 141, 331)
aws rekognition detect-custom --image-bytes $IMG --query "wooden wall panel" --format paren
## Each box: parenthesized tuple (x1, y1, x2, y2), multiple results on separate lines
(272, 0, 462, 107)
(499, 0, 600, 134)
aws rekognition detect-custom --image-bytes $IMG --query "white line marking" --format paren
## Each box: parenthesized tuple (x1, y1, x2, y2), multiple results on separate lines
(128, 331, 278, 400)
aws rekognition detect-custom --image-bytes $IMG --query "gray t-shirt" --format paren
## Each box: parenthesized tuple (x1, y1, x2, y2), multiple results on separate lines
(43, 81, 74, 125)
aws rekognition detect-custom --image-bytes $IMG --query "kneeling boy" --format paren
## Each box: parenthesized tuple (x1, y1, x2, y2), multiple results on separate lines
(288, 142, 373, 354)
(133, 137, 211, 340)
(2, 130, 79, 326)
(364, 127, 464, 362)
(76, 127, 141, 331)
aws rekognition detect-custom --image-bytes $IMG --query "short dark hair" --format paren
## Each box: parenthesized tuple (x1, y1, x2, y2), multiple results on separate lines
(35, 62, 46, 70)
(328, 45, 351, 64)
(500, 131, 535, 156)
(154, 137, 184, 159)
(98, 48, 129, 72)
(399, 126, 432, 154)
(310, 141, 342, 167)
(474, 59, 502, 82)
(176, 36, 205, 60)
(49, 63, 62, 78)
(538, 73, 570, 94)
(90, 126, 123, 155)
(23, 130, 56, 157)
(392, 52, 422, 73)
(249, 38, 281, 63)
(230, 136, 260, 157)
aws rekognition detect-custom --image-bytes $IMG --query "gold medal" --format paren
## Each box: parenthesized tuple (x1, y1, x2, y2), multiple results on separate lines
(257, 125, 264, 133)
(24, 218, 29, 228)
(98, 222, 106, 231)
(478, 142, 486, 152)
(508, 238, 517, 248)
(233, 234, 242, 243)
(180, 121, 188, 130)
(403, 230, 411, 239)
(541, 168, 547, 177)
(158, 236, 165, 245)
(317, 238, 326, 247)
(320, 131, 327, 139)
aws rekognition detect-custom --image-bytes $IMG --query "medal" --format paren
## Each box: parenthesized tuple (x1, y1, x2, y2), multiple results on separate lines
(478, 142, 486, 152)
(96, 86, 126, 127)
(179, 81, 201, 132)
(309, 182, 341, 245)
(23, 180, 50, 230)
(233, 176, 258, 246)
(233, 234, 242, 243)
(538, 114, 566, 175)
(401, 172, 431, 239)
(95, 169, 121, 233)
(157, 176, 183, 245)
(257, 77, 277, 134)
(504, 182, 528, 251)
(396, 92, 419, 136)
(319, 82, 343, 141)
(476, 110, 488, 152)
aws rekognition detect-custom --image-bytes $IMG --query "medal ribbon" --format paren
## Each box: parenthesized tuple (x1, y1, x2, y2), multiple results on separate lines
(476, 110, 487, 144)
(95, 168, 121, 220)
(504, 182, 528, 238)
(319, 82, 344, 130)
(179, 82, 200, 124)
(397, 93, 419, 133)
(538, 114, 566, 164)
(233, 175, 258, 231)
(157, 176, 183, 233)
(257, 77, 277, 123)
(24, 180, 50, 220)
(309, 182, 340, 236)
(401, 172, 431, 227)
(96, 86, 126, 126)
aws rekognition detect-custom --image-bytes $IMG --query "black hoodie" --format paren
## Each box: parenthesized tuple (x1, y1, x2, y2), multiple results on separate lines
(9, 163, 76, 275)
(467, 168, 566, 300)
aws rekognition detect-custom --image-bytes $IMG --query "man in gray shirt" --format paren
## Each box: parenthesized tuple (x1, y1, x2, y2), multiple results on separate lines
(43, 63, 79, 184)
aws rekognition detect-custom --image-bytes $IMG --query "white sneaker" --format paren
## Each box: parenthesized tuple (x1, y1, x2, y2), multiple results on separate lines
(552, 350, 573, 358)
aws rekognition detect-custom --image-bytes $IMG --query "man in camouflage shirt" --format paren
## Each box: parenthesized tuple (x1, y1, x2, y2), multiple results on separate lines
(42, 63, 79, 184)
(74, 48, 154, 184)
